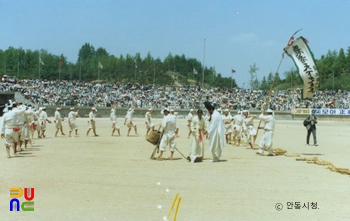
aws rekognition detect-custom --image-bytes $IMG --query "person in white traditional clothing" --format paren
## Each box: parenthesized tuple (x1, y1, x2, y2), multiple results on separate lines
(256, 109, 275, 156)
(14, 102, 25, 151)
(232, 111, 245, 146)
(26, 105, 35, 147)
(0, 102, 26, 158)
(54, 107, 65, 137)
(38, 106, 51, 138)
(170, 109, 179, 137)
(204, 101, 225, 162)
(188, 109, 207, 163)
(145, 108, 154, 136)
(86, 107, 99, 136)
(68, 107, 79, 137)
(242, 110, 257, 149)
(186, 109, 194, 138)
(34, 107, 42, 138)
(29, 107, 38, 140)
(124, 108, 139, 136)
(110, 107, 121, 136)
(222, 109, 233, 144)
(156, 108, 177, 161)
(21, 105, 35, 149)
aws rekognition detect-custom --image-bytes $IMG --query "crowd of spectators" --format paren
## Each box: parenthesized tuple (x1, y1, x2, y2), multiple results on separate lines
(1, 76, 349, 111)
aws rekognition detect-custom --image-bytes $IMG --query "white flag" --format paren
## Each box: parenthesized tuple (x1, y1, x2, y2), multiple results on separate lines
(284, 36, 319, 99)
(193, 67, 198, 75)
(39, 57, 45, 65)
(99, 62, 103, 69)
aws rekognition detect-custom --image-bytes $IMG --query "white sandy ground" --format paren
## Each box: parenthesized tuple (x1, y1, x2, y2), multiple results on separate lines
(0, 117, 350, 221)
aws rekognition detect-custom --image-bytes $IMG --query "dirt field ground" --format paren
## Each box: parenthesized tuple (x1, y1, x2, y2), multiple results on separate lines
(1, 117, 350, 221)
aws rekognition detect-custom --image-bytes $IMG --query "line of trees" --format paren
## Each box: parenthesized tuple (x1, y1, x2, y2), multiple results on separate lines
(4, 43, 349, 90)
(0, 43, 238, 88)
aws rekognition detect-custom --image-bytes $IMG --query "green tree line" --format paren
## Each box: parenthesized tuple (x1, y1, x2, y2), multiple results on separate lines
(0, 43, 237, 88)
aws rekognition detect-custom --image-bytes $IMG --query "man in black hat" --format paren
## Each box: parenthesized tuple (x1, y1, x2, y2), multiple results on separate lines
(203, 101, 225, 162)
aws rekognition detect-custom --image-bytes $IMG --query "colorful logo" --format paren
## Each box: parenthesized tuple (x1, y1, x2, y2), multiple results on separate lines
(9, 188, 35, 212)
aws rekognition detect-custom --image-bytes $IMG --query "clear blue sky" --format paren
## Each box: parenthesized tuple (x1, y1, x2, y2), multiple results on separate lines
(1, 0, 349, 87)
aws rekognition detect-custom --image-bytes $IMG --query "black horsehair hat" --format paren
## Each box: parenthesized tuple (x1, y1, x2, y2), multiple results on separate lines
(203, 101, 214, 110)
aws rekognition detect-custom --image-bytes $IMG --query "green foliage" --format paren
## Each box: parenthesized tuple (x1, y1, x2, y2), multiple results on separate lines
(0, 44, 240, 89)
(316, 47, 350, 90)
(249, 63, 259, 89)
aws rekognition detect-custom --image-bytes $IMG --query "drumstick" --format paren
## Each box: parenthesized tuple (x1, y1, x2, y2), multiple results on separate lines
(150, 147, 158, 159)
(175, 148, 187, 160)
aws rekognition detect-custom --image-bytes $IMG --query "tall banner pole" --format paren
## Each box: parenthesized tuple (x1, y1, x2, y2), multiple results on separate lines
(202, 39, 206, 88)
(253, 57, 283, 143)
(253, 29, 302, 144)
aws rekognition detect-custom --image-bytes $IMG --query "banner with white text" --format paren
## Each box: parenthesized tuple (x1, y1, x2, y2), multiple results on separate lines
(291, 108, 350, 115)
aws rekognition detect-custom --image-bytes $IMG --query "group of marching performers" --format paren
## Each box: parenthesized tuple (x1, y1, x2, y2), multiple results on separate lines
(151, 100, 276, 163)
(0, 100, 53, 158)
(1, 100, 275, 161)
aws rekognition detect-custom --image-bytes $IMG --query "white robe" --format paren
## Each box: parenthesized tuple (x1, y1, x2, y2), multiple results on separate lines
(206, 110, 225, 158)
(189, 116, 206, 162)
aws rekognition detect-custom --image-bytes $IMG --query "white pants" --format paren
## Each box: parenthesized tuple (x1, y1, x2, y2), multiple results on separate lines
(232, 125, 242, 139)
(246, 125, 256, 143)
(4, 128, 19, 146)
(258, 130, 273, 154)
(88, 120, 96, 129)
(21, 124, 30, 140)
(159, 133, 176, 152)
(225, 125, 232, 135)
(55, 121, 62, 129)
(145, 122, 154, 129)
(111, 121, 120, 129)
(69, 120, 78, 131)
(127, 121, 136, 128)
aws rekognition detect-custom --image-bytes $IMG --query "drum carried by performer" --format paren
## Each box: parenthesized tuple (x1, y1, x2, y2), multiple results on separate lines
(146, 129, 161, 145)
